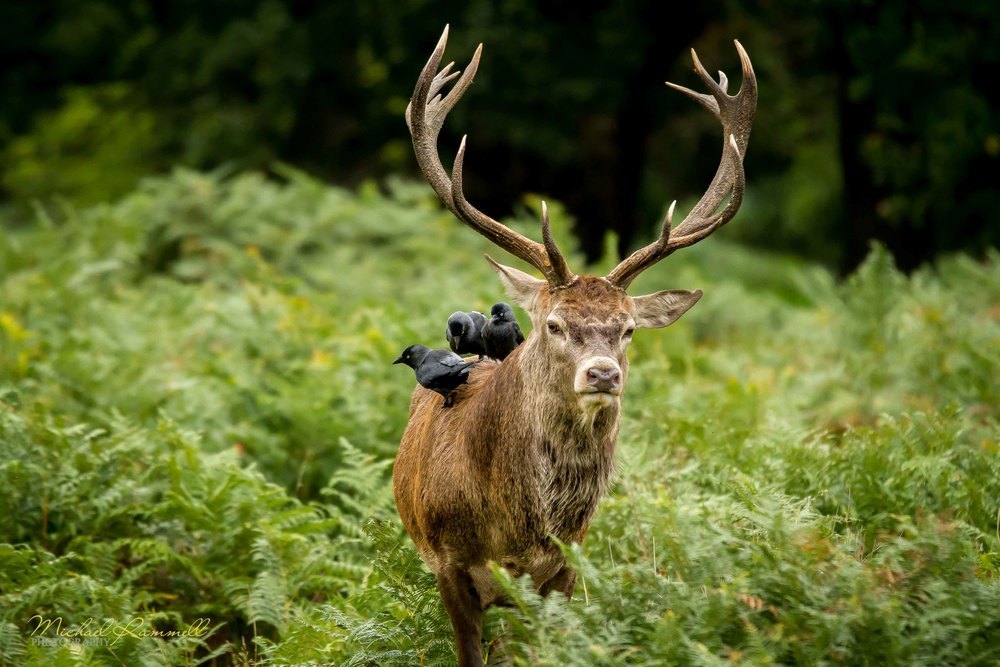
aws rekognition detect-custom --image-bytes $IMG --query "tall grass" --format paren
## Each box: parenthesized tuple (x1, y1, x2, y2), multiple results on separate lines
(1, 168, 997, 665)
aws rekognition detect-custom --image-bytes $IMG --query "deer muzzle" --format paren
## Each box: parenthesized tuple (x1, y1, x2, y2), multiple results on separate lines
(575, 356, 623, 400)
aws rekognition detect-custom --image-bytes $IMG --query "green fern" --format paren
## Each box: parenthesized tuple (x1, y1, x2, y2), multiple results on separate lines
(1, 171, 998, 665)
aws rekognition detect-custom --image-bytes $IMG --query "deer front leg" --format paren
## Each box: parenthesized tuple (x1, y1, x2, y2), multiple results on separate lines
(437, 565, 485, 667)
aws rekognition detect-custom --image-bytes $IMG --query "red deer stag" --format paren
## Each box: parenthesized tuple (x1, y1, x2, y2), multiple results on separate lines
(395, 26, 756, 666)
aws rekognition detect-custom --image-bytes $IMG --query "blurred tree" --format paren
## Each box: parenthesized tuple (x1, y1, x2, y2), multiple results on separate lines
(819, 0, 1000, 272)
(0, 0, 996, 270)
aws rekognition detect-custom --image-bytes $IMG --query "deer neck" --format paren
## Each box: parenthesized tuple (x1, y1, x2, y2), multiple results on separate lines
(509, 335, 622, 456)
(495, 334, 620, 541)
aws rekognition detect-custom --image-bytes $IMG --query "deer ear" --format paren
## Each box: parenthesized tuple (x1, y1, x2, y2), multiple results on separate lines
(632, 289, 703, 329)
(485, 255, 545, 309)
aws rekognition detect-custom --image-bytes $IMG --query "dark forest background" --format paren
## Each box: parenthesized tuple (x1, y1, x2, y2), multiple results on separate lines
(0, 0, 996, 273)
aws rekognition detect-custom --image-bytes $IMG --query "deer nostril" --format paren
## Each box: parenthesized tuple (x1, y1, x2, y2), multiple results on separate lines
(587, 367, 622, 392)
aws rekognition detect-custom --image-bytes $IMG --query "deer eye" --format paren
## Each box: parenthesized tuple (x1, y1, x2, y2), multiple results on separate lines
(547, 322, 563, 335)
(623, 327, 635, 339)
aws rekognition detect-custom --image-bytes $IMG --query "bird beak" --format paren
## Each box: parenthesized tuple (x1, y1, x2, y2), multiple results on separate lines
(392, 355, 404, 365)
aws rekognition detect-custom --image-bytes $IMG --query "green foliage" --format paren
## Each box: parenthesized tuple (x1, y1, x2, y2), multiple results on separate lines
(0, 404, 387, 665)
(312, 519, 456, 667)
(1, 170, 998, 664)
(1, 84, 163, 206)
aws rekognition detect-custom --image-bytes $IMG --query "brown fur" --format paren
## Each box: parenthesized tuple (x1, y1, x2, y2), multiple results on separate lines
(394, 277, 647, 666)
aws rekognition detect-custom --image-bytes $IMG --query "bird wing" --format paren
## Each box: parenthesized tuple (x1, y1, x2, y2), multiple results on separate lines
(469, 311, 487, 330)
(513, 323, 525, 345)
(432, 351, 465, 368)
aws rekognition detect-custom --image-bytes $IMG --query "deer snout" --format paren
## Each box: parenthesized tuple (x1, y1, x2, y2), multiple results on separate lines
(587, 367, 621, 392)
(575, 357, 623, 397)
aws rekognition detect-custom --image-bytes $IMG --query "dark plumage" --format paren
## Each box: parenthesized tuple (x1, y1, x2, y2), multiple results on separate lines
(482, 302, 525, 361)
(446, 310, 487, 357)
(393, 344, 480, 407)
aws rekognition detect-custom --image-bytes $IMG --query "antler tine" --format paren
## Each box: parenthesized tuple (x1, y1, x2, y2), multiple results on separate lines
(735, 39, 755, 85)
(407, 26, 574, 287)
(665, 136, 745, 250)
(606, 42, 757, 289)
(541, 201, 575, 286)
(606, 201, 678, 285)
(451, 136, 539, 261)
(664, 81, 720, 119)
(691, 48, 728, 101)
(451, 137, 571, 285)
(427, 62, 459, 100)
(405, 26, 453, 203)
(404, 28, 483, 194)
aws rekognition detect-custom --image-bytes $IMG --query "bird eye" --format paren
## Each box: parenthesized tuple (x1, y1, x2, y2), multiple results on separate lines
(547, 322, 562, 335)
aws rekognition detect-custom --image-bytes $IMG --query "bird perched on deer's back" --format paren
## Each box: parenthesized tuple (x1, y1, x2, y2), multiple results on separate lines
(393, 344, 481, 407)
(482, 302, 524, 361)
(446, 310, 487, 358)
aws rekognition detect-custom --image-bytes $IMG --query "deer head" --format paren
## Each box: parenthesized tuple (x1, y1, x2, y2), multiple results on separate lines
(406, 26, 756, 413)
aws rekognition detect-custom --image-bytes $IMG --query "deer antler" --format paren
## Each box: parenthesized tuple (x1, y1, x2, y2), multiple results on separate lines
(606, 41, 757, 289)
(407, 26, 575, 287)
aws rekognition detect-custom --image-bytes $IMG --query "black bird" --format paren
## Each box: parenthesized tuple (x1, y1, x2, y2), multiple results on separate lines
(393, 344, 480, 407)
(482, 302, 525, 361)
(446, 310, 487, 357)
